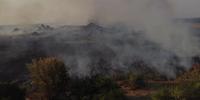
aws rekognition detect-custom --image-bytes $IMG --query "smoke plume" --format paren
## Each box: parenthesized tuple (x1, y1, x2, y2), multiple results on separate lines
(0, 0, 199, 78)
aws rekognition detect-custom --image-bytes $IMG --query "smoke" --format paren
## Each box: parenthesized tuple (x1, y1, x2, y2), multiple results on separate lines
(0, 0, 200, 78)
(0, 0, 178, 25)
(0, 0, 94, 25)
(91, 0, 199, 77)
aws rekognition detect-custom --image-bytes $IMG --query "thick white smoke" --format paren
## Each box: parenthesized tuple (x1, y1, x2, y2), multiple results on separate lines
(89, 0, 199, 77)
(92, 0, 199, 76)
(0, 0, 199, 78)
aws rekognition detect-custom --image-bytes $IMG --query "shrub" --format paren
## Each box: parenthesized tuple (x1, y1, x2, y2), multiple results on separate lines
(94, 89, 124, 100)
(177, 64, 200, 81)
(27, 57, 69, 100)
(151, 64, 200, 100)
(126, 72, 146, 89)
(151, 82, 200, 100)
(171, 86, 185, 100)
(70, 75, 125, 100)
(27, 57, 125, 100)
(151, 88, 171, 100)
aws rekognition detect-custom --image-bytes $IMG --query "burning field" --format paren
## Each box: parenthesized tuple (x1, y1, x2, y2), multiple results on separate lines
(0, 0, 200, 100)
(0, 21, 199, 80)
(0, 21, 199, 100)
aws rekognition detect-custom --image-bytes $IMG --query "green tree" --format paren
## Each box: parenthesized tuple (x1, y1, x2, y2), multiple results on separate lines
(27, 57, 69, 100)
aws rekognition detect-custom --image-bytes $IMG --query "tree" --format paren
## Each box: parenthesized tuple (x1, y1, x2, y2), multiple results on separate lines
(27, 57, 69, 100)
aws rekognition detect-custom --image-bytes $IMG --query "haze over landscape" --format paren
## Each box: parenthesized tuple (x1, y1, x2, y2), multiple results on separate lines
(0, 0, 200, 25)
(0, 0, 199, 78)
(0, 1, 200, 100)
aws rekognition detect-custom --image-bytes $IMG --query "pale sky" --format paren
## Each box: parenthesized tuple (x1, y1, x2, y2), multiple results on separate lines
(0, 0, 199, 25)
(171, 0, 200, 18)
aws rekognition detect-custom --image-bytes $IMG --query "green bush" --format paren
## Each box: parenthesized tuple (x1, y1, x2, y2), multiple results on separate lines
(171, 86, 185, 100)
(126, 72, 146, 89)
(151, 82, 200, 100)
(151, 87, 171, 100)
(152, 65, 200, 100)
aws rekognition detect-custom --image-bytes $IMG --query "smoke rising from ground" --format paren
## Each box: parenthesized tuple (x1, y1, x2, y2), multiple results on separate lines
(0, 0, 199, 78)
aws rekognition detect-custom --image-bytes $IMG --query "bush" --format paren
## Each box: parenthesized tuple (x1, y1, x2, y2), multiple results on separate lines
(151, 64, 200, 100)
(171, 86, 185, 100)
(27, 57, 69, 100)
(27, 57, 125, 100)
(70, 75, 125, 100)
(126, 72, 146, 89)
(151, 88, 171, 100)
(151, 82, 200, 100)
(177, 64, 200, 81)
(93, 89, 124, 100)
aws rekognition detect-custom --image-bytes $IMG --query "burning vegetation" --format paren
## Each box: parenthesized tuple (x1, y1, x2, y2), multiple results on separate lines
(0, 0, 200, 100)
(0, 21, 200, 99)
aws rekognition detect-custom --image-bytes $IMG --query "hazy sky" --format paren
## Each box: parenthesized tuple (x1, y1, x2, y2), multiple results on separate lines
(172, 0, 200, 18)
(0, 0, 199, 25)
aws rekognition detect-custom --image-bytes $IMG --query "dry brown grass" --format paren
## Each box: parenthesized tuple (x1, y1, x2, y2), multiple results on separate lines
(177, 64, 200, 81)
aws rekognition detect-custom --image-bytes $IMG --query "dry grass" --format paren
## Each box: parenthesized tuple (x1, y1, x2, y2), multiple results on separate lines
(177, 64, 200, 81)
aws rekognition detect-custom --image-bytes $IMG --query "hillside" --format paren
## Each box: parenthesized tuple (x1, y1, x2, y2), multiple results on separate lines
(0, 18, 200, 81)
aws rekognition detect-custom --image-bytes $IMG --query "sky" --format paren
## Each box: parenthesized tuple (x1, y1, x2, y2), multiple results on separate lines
(0, 0, 199, 25)
(171, 0, 200, 18)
